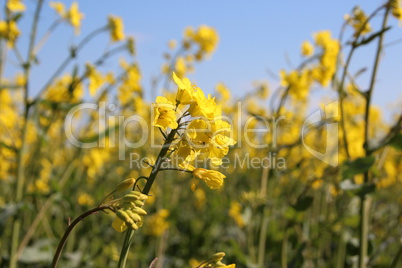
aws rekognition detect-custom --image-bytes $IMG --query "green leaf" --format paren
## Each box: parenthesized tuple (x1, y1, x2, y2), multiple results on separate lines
(387, 133, 402, 150)
(342, 156, 375, 179)
(292, 195, 314, 212)
(355, 26, 391, 47)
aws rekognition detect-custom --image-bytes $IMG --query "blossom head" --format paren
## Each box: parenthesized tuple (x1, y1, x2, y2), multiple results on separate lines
(193, 168, 225, 190)
(152, 96, 178, 130)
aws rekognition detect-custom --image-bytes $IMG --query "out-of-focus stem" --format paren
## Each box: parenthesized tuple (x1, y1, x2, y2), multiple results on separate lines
(9, 1, 44, 268)
(358, 5, 390, 268)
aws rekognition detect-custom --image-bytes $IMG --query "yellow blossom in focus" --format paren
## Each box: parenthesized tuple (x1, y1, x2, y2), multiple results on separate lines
(152, 96, 178, 130)
(7, 0, 25, 12)
(172, 72, 194, 105)
(301, 41, 314, 56)
(108, 15, 125, 42)
(193, 168, 225, 189)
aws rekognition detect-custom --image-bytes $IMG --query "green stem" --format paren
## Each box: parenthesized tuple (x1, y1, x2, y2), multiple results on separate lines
(117, 128, 179, 267)
(281, 230, 289, 268)
(358, 5, 390, 268)
(51, 206, 111, 268)
(9, 1, 44, 267)
(389, 242, 402, 268)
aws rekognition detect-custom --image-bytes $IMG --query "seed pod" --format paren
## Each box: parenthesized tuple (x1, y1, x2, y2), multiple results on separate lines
(116, 210, 131, 222)
(134, 200, 144, 207)
(138, 193, 148, 201)
(129, 191, 142, 197)
(126, 210, 142, 222)
(133, 207, 147, 215)
(212, 252, 225, 263)
(122, 194, 141, 203)
(215, 261, 227, 267)
(128, 221, 139, 230)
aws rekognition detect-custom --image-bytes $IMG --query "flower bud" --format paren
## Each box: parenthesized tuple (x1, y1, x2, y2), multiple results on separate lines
(115, 178, 135, 192)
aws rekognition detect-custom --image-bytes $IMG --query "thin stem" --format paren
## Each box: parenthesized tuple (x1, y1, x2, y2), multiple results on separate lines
(33, 19, 61, 55)
(281, 230, 289, 268)
(359, 5, 390, 268)
(159, 167, 193, 173)
(337, 4, 385, 160)
(35, 26, 108, 100)
(338, 48, 354, 159)
(389, 242, 402, 268)
(51, 206, 111, 268)
(9, 1, 44, 268)
(117, 126, 180, 267)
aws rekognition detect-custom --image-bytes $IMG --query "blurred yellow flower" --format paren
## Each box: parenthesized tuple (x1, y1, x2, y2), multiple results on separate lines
(86, 63, 104, 96)
(7, 0, 25, 12)
(168, 39, 177, 49)
(390, 0, 402, 21)
(301, 40, 314, 56)
(50, 2, 84, 34)
(77, 193, 95, 206)
(108, 15, 125, 42)
(0, 20, 20, 48)
(229, 201, 245, 228)
(145, 209, 170, 237)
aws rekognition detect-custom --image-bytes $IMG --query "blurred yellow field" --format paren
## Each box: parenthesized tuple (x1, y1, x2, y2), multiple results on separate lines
(0, 1, 402, 268)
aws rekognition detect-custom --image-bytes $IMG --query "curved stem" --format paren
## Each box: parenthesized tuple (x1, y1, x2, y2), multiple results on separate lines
(51, 206, 110, 268)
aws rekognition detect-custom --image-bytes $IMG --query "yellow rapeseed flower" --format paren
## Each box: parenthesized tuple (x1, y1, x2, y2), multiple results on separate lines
(67, 2, 84, 34)
(50, 2, 83, 34)
(193, 168, 225, 189)
(0, 20, 20, 48)
(152, 96, 178, 130)
(344, 6, 372, 36)
(7, 0, 25, 12)
(301, 41, 314, 56)
(108, 15, 125, 42)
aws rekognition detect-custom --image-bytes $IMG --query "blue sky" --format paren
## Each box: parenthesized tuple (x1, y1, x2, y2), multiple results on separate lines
(7, 0, 402, 119)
